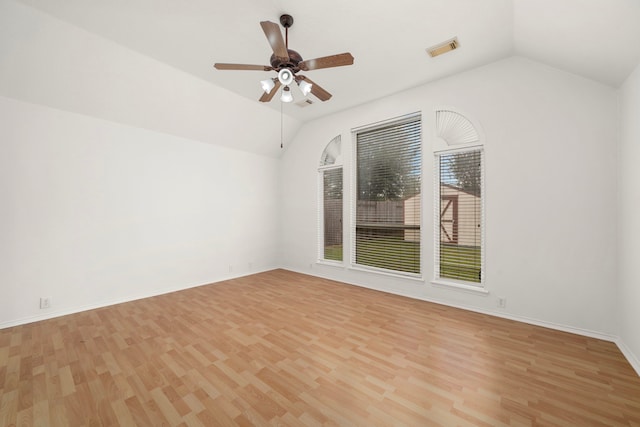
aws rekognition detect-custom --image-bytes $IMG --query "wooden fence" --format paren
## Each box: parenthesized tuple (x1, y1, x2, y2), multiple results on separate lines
(324, 200, 408, 244)
(355, 200, 404, 223)
(324, 199, 343, 246)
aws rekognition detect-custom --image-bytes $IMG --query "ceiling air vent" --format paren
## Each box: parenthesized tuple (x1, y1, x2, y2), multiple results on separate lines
(427, 37, 459, 58)
(296, 99, 314, 108)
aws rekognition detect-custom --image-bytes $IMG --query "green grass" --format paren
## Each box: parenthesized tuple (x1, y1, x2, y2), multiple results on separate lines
(324, 245, 343, 261)
(324, 240, 481, 282)
(440, 243, 481, 283)
(356, 237, 420, 274)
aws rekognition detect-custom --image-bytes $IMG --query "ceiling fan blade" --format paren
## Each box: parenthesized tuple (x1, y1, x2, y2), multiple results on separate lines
(298, 53, 354, 71)
(214, 63, 273, 71)
(260, 21, 289, 62)
(259, 80, 282, 102)
(298, 75, 332, 101)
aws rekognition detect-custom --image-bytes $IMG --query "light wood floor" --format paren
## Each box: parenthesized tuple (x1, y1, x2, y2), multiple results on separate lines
(1, 270, 639, 426)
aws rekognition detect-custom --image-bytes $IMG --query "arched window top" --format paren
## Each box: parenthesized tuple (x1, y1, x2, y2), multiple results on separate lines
(436, 110, 480, 146)
(320, 135, 342, 167)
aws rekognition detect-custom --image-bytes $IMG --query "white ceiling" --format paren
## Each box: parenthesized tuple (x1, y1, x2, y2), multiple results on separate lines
(12, 0, 640, 123)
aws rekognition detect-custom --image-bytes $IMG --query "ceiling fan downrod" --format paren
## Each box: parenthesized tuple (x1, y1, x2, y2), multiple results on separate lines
(280, 14, 293, 48)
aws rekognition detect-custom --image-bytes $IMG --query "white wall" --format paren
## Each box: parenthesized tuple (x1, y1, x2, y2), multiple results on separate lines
(0, 96, 280, 327)
(0, 0, 289, 328)
(618, 62, 640, 372)
(280, 56, 619, 338)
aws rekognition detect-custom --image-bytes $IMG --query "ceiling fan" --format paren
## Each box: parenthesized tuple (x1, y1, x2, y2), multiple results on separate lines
(214, 14, 354, 103)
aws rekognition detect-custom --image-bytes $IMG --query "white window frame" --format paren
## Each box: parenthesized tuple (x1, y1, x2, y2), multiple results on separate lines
(350, 112, 423, 279)
(317, 136, 344, 265)
(432, 145, 487, 294)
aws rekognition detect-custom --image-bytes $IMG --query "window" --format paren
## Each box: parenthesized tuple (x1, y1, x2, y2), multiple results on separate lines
(352, 114, 422, 275)
(435, 149, 484, 284)
(318, 136, 343, 262)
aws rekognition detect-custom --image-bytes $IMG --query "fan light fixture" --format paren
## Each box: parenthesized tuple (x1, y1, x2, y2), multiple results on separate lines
(260, 78, 276, 94)
(298, 79, 313, 96)
(281, 86, 293, 103)
(278, 69, 294, 86)
(213, 13, 355, 107)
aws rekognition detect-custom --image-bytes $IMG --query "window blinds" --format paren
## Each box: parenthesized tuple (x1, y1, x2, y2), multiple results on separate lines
(437, 149, 483, 283)
(322, 168, 343, 261)
(354, 115, 421, 274)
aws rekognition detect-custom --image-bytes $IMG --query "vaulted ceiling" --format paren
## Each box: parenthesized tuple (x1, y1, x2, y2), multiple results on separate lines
(12, 0, 640, 124)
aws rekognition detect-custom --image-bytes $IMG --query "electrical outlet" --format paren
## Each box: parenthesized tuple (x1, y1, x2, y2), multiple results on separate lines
(40, 297, 52, 309)
(497, 297, 506, 308)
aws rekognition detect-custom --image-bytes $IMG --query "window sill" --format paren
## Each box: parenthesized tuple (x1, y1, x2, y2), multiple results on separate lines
(431, 279, 489, 295)
(349, 265, 424, 282)
(316, 260, 345, 268)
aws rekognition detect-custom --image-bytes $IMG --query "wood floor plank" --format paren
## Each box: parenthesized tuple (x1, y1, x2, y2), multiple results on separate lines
(1, 269, 640, 426)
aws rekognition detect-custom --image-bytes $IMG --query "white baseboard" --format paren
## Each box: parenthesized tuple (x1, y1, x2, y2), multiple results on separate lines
(421, 298, 617, 342)
(286, 268, 640, 375)
(616, 338, 640, 377)
(284, 268, 619, 342)
(0, 267, 275, 330)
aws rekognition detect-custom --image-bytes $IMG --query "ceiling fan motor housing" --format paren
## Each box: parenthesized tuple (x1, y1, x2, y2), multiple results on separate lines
(269, 49, 303, 71)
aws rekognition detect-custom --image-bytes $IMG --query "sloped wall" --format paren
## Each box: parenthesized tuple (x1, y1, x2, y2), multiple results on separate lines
(0, 0, 300, 157)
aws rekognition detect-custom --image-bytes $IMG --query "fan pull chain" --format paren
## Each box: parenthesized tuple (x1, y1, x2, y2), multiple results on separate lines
(280, 100, 284, 149)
